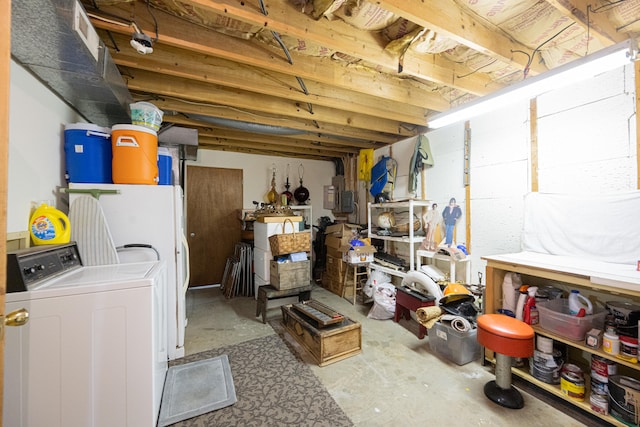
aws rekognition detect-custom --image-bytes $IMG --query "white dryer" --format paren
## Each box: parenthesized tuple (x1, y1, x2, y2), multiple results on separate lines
(4, 243, 168, 427)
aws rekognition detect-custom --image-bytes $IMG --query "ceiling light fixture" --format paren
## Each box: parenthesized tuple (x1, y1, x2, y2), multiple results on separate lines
(130, 23, 154, 55)
(427, 38, 638, 129)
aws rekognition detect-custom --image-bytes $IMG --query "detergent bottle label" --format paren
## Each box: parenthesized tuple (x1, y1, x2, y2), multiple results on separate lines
(29, 204, 71, 245)
(31, 215, 56, 241)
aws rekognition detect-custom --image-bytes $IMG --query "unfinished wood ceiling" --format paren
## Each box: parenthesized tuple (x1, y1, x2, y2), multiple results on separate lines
(83, 0, 640, 160)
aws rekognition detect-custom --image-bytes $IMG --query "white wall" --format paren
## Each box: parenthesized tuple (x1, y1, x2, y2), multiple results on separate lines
(377, 63, 636, 284)
(537, 65, 637, 192)
(7, 60, 82, 232)
(178, 140, 336, 227)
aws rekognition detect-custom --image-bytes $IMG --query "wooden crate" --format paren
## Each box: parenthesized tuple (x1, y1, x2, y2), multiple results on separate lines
(255, 215, 303, 223)
(281, 303, 362, 366)
(270, 260, 310, 290)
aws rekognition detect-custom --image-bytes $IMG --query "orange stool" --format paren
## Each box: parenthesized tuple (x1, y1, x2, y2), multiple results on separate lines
(477, 314, 534, 409)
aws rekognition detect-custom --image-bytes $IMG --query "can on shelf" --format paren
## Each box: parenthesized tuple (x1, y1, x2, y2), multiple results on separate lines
(618, 335, 638, 363)
(560, 365, 585, 402)
(603, 332, 620, 355)
(590, 393, 608, 415)
(592, 355, 618, 383)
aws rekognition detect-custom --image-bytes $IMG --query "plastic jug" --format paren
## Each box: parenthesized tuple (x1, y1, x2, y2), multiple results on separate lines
(502, 272, 522, 313)
(30, 204, 71, 245)
(569, 290, 593, 316)
(515, 285, 530, 321)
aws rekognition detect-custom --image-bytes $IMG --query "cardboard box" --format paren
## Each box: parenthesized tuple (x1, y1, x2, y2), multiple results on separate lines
(325, 223, 360, 237)
(325, 245, 342, 259)
(586, 328, 603, 349)
(324, 277, 344, 296)
(323, 255, 347, 296)
(324, 235, 348, 249)
(340, 244, 376, 265)
(270, 260, 310, 290)
(325, 255, 347, 278)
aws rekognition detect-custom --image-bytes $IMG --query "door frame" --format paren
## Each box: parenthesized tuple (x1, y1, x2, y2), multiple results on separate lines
(1, 0, 12, 419)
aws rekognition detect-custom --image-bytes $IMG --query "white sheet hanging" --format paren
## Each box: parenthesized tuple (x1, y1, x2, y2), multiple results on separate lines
(521, 191, 640, 265)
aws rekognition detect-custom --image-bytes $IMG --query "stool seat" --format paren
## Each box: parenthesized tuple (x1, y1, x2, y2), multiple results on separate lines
(477, 314, 534, 358)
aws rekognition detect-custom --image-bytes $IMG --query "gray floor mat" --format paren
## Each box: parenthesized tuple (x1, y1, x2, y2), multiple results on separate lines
(158, 354, 236, 426)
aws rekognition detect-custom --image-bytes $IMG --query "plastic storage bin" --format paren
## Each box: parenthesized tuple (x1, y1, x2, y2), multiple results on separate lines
(429, 322, 480, 365)
(64, 123, 112, 183)
(537, 299, 607, 341)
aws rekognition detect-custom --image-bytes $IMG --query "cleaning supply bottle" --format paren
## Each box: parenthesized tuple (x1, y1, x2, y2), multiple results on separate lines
(502, 272, 522, 313)
(29, 203, 71, 245)
(515, 285, 530, 321)
(529, 304, 539, 325)
(568, 290, 593, 316)
(523, 286, 538, 325)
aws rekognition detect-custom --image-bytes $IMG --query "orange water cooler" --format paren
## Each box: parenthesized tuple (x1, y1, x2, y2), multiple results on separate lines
(111, 124, 158, 185)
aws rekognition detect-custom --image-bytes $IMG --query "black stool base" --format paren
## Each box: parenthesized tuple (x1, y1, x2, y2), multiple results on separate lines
(484, 380, 524, 409)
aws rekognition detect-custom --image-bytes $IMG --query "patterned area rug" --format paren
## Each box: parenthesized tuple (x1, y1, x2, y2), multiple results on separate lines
(167, 333, 353, 426)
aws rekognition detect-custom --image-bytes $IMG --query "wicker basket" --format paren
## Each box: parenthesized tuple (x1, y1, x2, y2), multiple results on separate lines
(391, 213, 421, 234)
(269, 219, 311, 256)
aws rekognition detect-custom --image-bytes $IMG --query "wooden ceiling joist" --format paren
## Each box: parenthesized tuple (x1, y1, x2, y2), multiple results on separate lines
(81, 0, 634, 160)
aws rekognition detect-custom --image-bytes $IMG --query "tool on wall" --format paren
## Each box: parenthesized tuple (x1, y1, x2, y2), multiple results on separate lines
(409, 135, 434, 194)
(358, 148, 374, 181)
(370, 156, 397, 200)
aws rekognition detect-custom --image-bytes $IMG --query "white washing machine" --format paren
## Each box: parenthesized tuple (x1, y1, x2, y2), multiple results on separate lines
(4, 243, 168, 427)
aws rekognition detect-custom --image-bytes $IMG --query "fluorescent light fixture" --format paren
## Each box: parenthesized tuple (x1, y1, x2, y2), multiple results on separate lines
(428, 39, 638, 129)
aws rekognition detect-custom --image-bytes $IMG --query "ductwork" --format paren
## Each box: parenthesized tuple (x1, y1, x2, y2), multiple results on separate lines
(11, 0, 132, 127)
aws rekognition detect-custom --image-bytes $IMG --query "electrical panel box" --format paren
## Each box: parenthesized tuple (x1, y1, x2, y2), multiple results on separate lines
(323, 185, 336, 210)
(327, 176, 354, 214)
(341, 191, 354, 213)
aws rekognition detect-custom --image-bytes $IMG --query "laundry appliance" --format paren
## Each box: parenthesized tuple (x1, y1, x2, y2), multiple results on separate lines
(4, 243, 168, 426)
(69, 183, 189, 360)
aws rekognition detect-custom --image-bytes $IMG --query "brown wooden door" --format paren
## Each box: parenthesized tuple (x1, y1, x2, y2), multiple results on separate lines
(187, 166, 243, 287)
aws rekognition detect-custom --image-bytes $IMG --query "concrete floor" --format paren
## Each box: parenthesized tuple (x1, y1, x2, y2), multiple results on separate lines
(184, 284, 593, 427)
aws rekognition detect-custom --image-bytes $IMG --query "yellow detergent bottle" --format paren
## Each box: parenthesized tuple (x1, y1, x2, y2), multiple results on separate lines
(29, 204, 71, 245)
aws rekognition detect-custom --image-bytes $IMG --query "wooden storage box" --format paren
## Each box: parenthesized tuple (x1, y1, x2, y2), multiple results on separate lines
(256, 215, 302, 223)
(270, 260, 310, 290)
(281, 304, 362, 366)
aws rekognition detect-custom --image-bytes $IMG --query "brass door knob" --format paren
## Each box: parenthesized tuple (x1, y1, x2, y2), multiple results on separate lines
(0, 308, 29, 339)
(5, 308, 29, 327)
